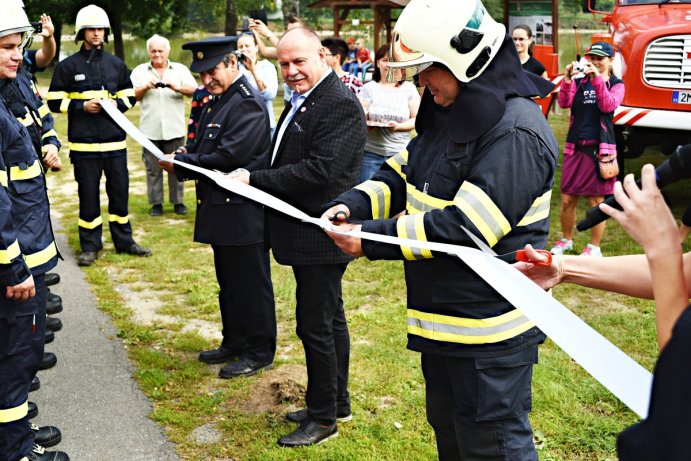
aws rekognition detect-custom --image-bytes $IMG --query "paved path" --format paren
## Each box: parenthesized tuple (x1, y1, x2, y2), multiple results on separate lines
(33, 222, 180, 460)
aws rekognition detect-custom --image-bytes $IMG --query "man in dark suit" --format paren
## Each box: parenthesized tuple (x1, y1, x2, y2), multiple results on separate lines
(160, 36, 276, 379)
(232, 27, 366, 447)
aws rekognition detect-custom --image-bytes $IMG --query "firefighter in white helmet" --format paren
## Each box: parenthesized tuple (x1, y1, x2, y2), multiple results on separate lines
(0, 3, 68, 461)
(324, 0, 558, 458)
(47, 5, 151, 267)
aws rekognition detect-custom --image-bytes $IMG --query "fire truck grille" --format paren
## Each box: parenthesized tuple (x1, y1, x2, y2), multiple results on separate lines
(643, 35, 691, 89)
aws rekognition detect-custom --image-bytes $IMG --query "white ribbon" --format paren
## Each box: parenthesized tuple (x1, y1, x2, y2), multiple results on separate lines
(102, 101, 653, 418)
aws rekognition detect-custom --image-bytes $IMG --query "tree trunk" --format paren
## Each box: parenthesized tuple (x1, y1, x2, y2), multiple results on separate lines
(110, 2, 125, 60)
(53, 20, 62, 64)
(225, 0, 238, 36)
(282, 0, 300, 28)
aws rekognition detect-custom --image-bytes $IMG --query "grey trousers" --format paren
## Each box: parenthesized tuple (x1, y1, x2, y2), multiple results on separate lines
(142, 137, 185, 205)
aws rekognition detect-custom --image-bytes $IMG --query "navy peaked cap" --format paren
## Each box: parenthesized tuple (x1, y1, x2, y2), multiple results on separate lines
(182, 36, 238, 73)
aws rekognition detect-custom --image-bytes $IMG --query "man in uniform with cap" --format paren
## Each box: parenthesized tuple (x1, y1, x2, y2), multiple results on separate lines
(159, 36, 276, 379)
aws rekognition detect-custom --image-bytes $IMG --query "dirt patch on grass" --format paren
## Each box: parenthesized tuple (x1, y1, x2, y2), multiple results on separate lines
(230, 364, 307, 415)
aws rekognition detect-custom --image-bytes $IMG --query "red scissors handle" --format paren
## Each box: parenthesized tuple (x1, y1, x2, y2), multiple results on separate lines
(515, 249, 552, 266)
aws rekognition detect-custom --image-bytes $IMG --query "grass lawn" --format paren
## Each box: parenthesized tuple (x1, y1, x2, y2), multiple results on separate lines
(39, 73, 689, 461)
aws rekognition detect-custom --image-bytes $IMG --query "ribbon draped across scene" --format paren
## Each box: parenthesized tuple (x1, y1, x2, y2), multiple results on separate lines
(101, 101, 653, 419)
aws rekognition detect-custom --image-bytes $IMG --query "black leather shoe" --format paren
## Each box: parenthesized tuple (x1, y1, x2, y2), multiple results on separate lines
(118, 243, 152, 257)
(45, 317, 62, 332)
(31, 424, 61, 448)
(286, 408, 352, 424)
(77, 251, 97, 267)
(45, 292, 62, 315)
(277, 420, 338, 447)
(44, 329, 54, 344)
(30, 376, 40, 392)
(149, 204, 163, 216)
(198, 346, 237, 364)
(219, 358, 273, 379)
(38, 352, 57, 371)
(26, 443, 70, 461)
(28, 401, 38, 419)
(44, 273, 60, 287)
(173, 203, 187, 215)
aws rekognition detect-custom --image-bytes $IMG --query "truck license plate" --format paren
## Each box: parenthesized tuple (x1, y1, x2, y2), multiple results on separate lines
(672, 91, 691, 104)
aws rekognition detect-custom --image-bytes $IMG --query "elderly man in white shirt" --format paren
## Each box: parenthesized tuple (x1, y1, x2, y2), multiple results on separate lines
(131, 34, 197, 216)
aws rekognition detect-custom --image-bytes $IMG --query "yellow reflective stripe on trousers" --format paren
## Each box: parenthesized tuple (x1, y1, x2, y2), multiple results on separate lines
(453, 181, 511, 248)
(108, 214, 129, 224)
(25, 241, 58, 269)
(385, 149, 408, 180)
(69, 141, 127, 152)
(79, 215, 103, 229)
(38, 103, 50, 118)
(396, 214, 433, 260)
(0, 400, 27, 423)
(9, 160, 42, 181)
(354, 180, 391, 220)
(0, 240, 21, 264)
(0, 169, 8, 187)
(517, 190, 552, 226)
(407, 308, 535, 344)
(41, 129, 58, 140)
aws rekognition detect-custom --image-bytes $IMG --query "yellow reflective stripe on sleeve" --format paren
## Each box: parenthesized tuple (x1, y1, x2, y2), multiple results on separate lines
(41, 129, 58, 140)
(385, 149, 408, 180)
(59, 98, 70, 114)
(79, 215, 103, 229)
(67, 90, 110, 100)
(24, 241, 57, 269)
(354, 180, 391, 219)
(119, 96, 133, 109)
(46, 91, 68, 100)
(396, 214, 432, 260)
(0, 240, 21, 264)
(453, 182, 511, 248)
(407, 308, 535, 345)
(0, 400, 27, 423)
(517, 190, 552, 226)
(406, 183, 453, 214)
(108, 214, 129, 224)
(0, 169, 7, 187)
(38, 103, 50, 118)
(18, 112, 33, 127)
(69, 141, 127, 152)
(9, 160, 42, 181)
(115, 88, 135, 98)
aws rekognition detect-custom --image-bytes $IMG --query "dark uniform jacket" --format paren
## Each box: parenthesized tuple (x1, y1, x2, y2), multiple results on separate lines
(0, 67, 61, 159)
(175, 76, 269, 246)
(0, 98, 58, 307)
(46, 45, 135, 158)
(248, 71, 366, 266)
(333, 96, 558, 357)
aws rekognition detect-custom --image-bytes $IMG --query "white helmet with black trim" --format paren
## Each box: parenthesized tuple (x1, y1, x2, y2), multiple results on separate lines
(386, 0, 505, 83)
(75, 4, 111, 43)
(0, 2, 33, 48)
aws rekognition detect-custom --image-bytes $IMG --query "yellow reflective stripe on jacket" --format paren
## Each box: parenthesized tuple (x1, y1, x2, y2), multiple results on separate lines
(9, 159, 42, 181)
(517, 190, 552, 226)
(385, 149, 408, 180)
(396, 214, 433, 260)
(406, 183, 452, 214)
(59, 98, 70, 113)
(46, 90, 68, 101)
(108, 214, 129, 224)
(68, 89, 111, 100)
(407, 308, 535, 345)
(354, 180, 391, 220)
(18, 112, 34, 127)
(453, 181, 511, 248)
(115, 88, 135, 109)
(0, 169, 7, 187)
(25, 241, 57, 269)
(38, 103, 50, 118)
(79, 215, 103, 229)
(0, 240, 21, 264)
(0, 400, 27, 423)
(69, 141, 127, 152)
(41, 129, 58, 140)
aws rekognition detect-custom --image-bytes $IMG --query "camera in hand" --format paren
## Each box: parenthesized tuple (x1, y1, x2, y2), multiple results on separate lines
(154, 82, 168, 89)
(573, 63, 587, 74)
(30, 22, 42, 34)
(233, 51, 246, 64)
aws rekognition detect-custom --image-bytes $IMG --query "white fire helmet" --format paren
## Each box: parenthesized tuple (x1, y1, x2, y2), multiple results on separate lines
(386, 0, 506, 83)
(0, 2, 33, 49)
(75, 4, 111, 43)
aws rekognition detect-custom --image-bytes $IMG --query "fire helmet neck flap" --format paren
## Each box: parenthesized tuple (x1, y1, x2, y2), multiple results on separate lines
(75, 4, 111, 43)
(386, 0, 505, 84)
(0, 3, 34, 50)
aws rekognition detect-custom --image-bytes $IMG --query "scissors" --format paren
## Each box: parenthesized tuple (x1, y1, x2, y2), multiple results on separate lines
(460, 225, 552, 266)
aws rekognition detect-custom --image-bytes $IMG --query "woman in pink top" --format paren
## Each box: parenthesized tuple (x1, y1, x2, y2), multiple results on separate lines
(551, 42, 625, 257)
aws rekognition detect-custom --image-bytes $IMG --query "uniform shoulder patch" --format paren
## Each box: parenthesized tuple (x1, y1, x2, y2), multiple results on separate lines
(238, 83, 253, 98)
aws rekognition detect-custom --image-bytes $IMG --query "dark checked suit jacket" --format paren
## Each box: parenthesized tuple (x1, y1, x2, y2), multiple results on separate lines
(248, 71, 367, 265)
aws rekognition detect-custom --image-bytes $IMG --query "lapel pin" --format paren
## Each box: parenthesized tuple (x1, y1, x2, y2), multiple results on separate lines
(300, 107, 306, 112)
